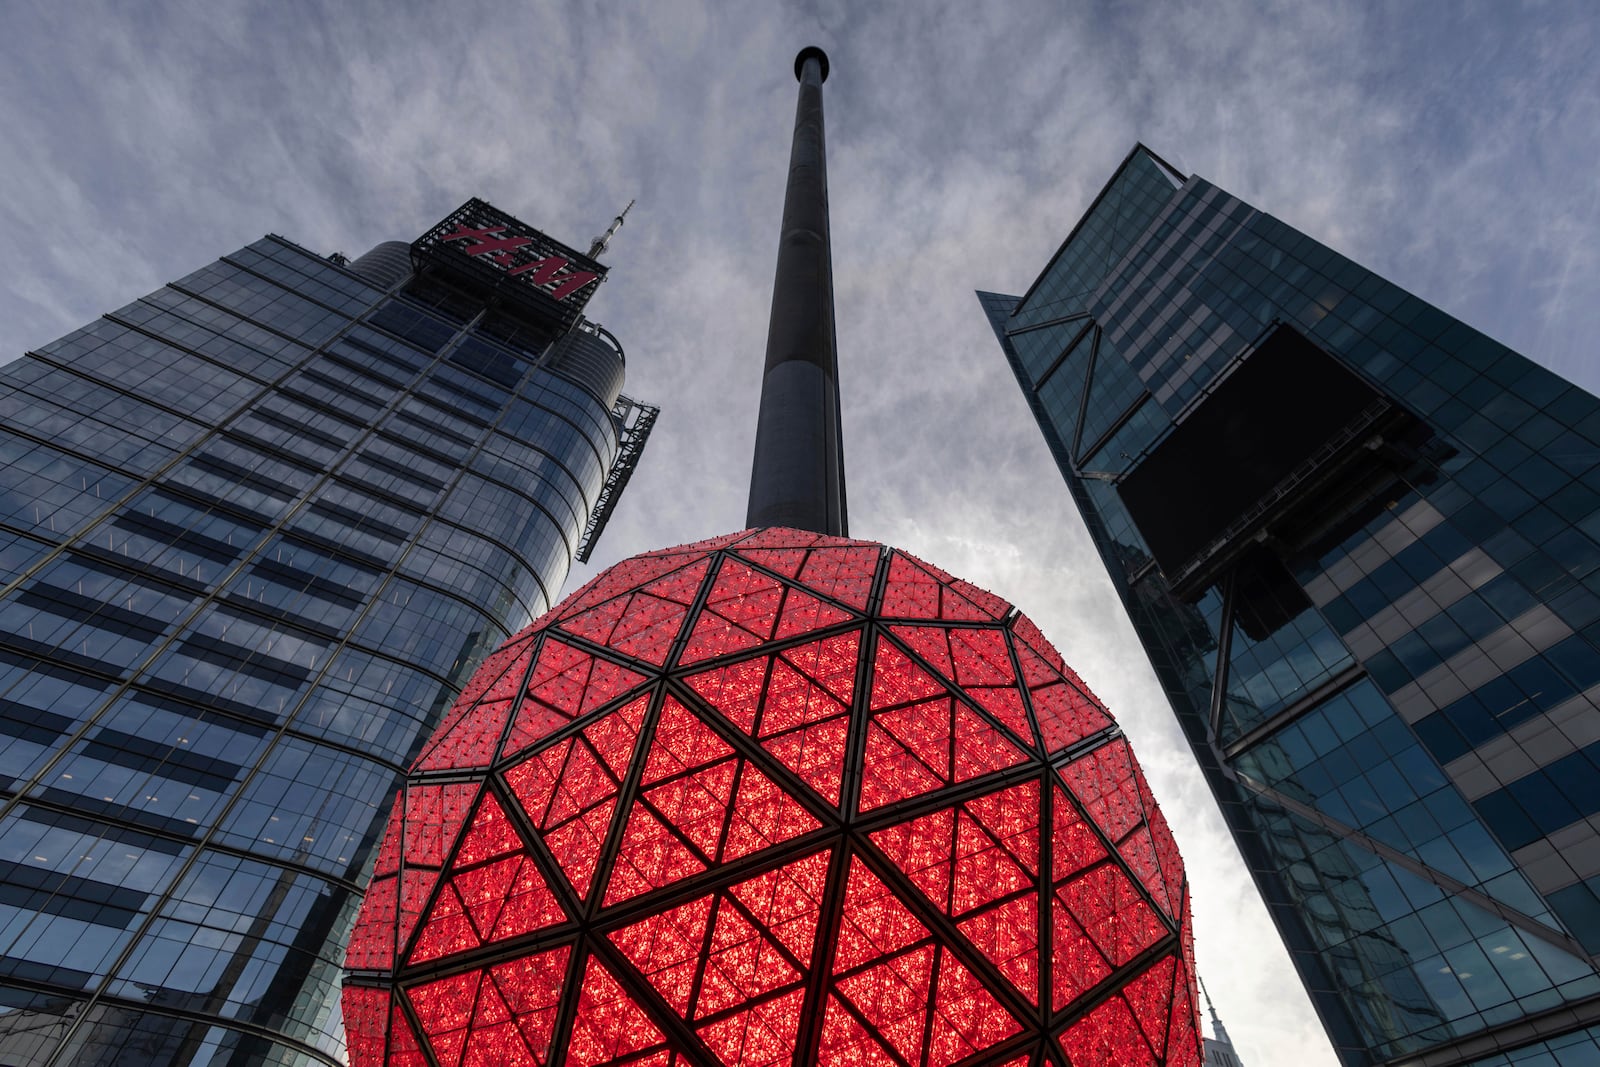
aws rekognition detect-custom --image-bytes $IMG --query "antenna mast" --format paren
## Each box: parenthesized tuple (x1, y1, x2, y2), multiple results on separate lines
(588, 199, 635, 260)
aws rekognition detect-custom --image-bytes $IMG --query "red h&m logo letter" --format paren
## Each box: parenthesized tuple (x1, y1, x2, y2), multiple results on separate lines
(440, 224, 532, 265)
(508, 256, 599, 301)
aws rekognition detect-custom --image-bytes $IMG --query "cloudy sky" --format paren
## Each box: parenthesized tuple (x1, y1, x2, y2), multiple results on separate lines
(4, 1, 1598, 1062)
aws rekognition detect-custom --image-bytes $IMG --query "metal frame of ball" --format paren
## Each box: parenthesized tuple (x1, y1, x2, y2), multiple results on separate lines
(344, 529, 1201, 1067)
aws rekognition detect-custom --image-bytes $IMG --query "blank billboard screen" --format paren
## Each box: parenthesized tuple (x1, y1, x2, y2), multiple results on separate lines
(1118, 325, 1381, 576)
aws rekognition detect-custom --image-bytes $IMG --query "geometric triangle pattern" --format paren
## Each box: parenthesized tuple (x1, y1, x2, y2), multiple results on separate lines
(345, 528, 1200, 1065)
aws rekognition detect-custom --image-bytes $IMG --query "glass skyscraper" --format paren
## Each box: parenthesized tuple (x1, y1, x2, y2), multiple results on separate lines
(0, 201, 653, 1065)
(983, 145, 1600, 1065)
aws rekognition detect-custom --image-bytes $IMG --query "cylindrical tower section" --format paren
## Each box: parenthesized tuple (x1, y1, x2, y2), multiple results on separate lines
(346, 240, 414, 290)
(547, 322, 626, 407)
(746, 46, 848, 536)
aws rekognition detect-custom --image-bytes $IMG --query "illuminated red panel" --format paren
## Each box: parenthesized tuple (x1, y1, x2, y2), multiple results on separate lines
(795, 544, 879, 611)
(346, 873, 398, 971)
(730, 545, 807, 579)
(1060, 737, 1184, 921)
(1165, 924, 1204, 1066)
(868, 639, 944, 710)
(1058, 987, 1161, 1066)
(733, 527, 825, 550)
(566, 955, 673, 1065)
(680, 559, 788, 664)
(502, 694, 648, 901)
(341, 986, 390, 1066)
(610, 893, 715, 1015)
(562, 558, 708, 665)
(502, 639, 647, 759)
(489, 946, 571, 1061)
(889, 625, 1038, 750)
(699, 986, 806, 1067)
(414, 636, 540, 771)
(408, 792, 566, 965)
(1016, 638, 1113, 753)
(345, 529, 1199, 1065)
(1057, 945, 1194, 1066)
(881, 551, 1005, 622)
(868, 781, 1042, 1004)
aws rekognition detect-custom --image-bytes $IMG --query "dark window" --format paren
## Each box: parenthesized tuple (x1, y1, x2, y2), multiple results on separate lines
(1119, 324, 1385, 576)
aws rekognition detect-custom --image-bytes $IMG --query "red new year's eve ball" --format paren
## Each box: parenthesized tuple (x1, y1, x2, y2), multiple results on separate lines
(342, 529, 1201, 1066)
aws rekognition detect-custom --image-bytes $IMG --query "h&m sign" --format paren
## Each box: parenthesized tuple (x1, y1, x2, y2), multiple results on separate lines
(438, 224, 598, 302)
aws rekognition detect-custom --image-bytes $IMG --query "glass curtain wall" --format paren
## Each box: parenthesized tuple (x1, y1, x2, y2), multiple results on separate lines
(984, 146, 1600, 1065)
(0, 235, 622, 1065)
